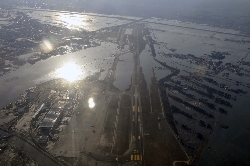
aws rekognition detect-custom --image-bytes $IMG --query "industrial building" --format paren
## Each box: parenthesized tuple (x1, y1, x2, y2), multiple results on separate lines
(39, 108, 63, 133)
(32, 103, 45, 121)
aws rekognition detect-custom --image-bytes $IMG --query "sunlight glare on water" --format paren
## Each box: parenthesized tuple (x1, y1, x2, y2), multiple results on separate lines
(88, 98, 95, 108)
(56, 62, 82, 82)
(40, 40, 53, 52)
(59, 13, 87, 30)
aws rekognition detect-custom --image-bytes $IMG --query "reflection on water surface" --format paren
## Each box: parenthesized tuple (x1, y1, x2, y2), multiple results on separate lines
(56, 62, 82, 82)
(57, 13, 88, 30)
(88, 98, 95, 108)
(40, 40, 53, 53)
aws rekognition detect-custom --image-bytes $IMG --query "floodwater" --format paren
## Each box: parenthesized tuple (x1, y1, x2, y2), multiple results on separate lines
(114, 52, 133, 90)
(0, 42, 117, 108)
(11, 136, 58, 166)
(145, 18, 250, 165)
(0, 8, 250, 165)
(114, 61, 133, 91)
(17, 8, 137, 32)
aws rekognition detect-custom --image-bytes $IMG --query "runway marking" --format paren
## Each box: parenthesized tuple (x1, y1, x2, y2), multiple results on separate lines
(136, 155, 141, 161)
(131, 154, 141, 161)
(133, 106, 135, 112)
(138, 107, 140, 112)
(158, 123, 161, 130)
(138, 118, 140, 122)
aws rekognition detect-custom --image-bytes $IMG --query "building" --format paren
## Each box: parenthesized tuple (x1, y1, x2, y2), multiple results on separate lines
(0, 58, 5, 66)
(32, 103, 45, 121)
(38, 135, 49, 145)
(124, 28, 133, 35)
(39, 108, 62, 133)
(43, 98, 52, 107)
(69, 89, 77, 100)
(0, 129, 11, 140)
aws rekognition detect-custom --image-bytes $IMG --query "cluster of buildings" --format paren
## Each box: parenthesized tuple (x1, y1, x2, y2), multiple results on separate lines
(31, 89, 78, 144)
(32, 102, 63, 134)
(39, 107, 63, 134)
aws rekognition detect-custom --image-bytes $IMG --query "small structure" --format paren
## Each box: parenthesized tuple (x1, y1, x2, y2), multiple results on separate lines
(0, 58, 5, 66)
(49, 133, 59, 141)
(3, 68, 10, 72)
(38, 135, 49, 145)
(65, 101, 75, 110)
(27, 91, 36, 100)
(15, 98, 27, 107)
(69, 89, 77, 100)
(124, 28, 133, 35)
(43, 98, 52, 107)
(32, 103, 45, 121)
(0, 129, 12, 140)
(0, 143, 8, 153)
